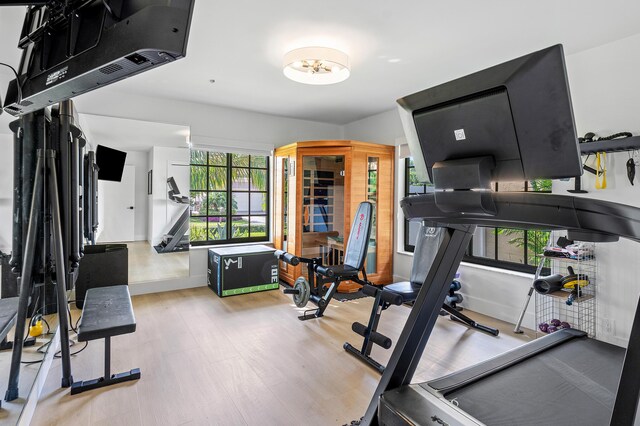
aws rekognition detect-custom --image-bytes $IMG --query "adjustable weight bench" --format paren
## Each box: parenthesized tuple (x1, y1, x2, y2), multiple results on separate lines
(71, 285, 140, 394)
(276, 201, 375, 321)
(344, 223, 498, 372)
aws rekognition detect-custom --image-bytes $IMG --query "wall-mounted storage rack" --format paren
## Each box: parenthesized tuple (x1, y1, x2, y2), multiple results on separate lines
(579, 135, 640, 155)
(568, 135, 640, 193)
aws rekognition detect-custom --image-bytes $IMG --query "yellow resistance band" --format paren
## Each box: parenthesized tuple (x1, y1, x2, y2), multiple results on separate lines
(596, 152, 607, 189)
(563, 279, 590, 289)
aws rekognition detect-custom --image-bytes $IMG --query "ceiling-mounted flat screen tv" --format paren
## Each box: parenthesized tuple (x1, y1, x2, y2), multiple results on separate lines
(2, 0, 195, 116)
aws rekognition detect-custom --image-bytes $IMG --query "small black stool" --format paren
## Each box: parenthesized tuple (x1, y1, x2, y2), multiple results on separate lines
(71, 285, 140, 394)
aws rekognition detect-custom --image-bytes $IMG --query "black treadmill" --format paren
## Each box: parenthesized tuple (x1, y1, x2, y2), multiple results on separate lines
(361, 45, 640, 425)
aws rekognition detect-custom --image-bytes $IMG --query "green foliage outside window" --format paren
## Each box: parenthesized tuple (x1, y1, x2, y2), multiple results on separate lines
(189, 150, 269, 244)
(405, 156, 553, 272)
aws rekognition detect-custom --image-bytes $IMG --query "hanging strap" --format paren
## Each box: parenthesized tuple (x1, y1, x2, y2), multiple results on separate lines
(595, 152, 607, 189)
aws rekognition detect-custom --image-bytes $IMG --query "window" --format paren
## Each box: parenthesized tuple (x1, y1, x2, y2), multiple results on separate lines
(403, 157, 551, 273)
(403, 157, 433, 252)
(464, 180, 551, 273)
(190, 150, 270, 245)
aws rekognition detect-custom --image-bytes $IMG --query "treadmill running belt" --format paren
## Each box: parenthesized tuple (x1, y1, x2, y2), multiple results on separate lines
(438, 338, 625, 425)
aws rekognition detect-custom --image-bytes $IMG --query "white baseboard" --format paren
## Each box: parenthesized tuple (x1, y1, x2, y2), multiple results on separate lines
(459, 292, 535, 331)
(390, 275, 535, 330)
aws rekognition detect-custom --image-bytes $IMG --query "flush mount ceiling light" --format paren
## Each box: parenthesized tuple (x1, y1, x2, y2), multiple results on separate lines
(283, 47, 350, 85)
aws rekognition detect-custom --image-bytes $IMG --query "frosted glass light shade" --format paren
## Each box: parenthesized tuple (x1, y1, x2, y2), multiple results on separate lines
(283, 47, 350, 85)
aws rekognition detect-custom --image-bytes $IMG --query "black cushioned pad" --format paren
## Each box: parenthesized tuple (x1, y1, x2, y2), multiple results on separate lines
(78, 285, 136, 342)
(431, 336, 625, 425)
(344, 202, 372, 270)
(383, 281, 421, 303)
(0, 297, 18, 341)
(327, 264, 361, 278)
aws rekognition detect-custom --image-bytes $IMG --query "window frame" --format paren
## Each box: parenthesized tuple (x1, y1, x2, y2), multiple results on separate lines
(189, 151, 270, 246)
(403, 157, 431, 252)
(403, 158, 550, 274)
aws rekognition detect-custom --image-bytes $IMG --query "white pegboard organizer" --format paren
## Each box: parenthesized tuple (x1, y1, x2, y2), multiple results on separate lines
(534, 234, 597, 339)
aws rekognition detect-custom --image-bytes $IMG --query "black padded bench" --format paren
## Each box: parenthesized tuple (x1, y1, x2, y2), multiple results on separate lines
(71, 285, 140, 394)
(0, 297, 33, 352)
(0, 297, 19, 345)
(344, 225, 498, 373)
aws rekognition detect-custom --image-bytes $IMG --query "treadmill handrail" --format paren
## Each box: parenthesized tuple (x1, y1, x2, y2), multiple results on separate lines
(401, 192, 640, 243)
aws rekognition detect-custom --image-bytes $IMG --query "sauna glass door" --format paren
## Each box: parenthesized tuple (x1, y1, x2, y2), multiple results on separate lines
(301, 155, 345, 275)
(366, 157, 378, 274)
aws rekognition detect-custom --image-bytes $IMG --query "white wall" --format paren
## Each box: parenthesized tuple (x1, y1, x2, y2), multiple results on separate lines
(0, 133, 13, 253)
(74, 90, 343, 149)
(149, 146, 190, 246)
(342, 109, 403, 147)
(550, 33, 640, 347)
(343, 34, 640, 341)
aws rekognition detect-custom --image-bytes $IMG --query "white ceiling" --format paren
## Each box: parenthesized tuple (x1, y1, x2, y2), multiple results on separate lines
(2, 1, 640, 125)
(78, 114, 189, 152)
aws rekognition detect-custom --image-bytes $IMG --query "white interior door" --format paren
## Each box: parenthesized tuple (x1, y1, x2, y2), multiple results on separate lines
(97, 165, 136, 243)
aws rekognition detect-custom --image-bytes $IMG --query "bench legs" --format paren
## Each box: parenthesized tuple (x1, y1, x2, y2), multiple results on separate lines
(344, 290, 391, 374)
(297, 278, 341, 321)
(70, 337, 141, 395)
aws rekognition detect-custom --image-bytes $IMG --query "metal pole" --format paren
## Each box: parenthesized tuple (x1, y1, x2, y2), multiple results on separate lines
(5, 153, 44, 401)
(513, 287, 534, 333)
(90, 152, 99, 245)
(514, 233, 551, 333)
(69, 126, 81, 269)
(55, 102, 72, 287)
(104, 336, 111, 380)
(46, 151, 73, 387)
(9, 120, 23, 274)
(79, 151, 85, 257)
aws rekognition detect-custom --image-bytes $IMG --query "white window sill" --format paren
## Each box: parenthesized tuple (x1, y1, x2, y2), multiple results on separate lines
(460, 261, 534, 280)
(396, 249, 534, 280)
(190, 241, 274, 251)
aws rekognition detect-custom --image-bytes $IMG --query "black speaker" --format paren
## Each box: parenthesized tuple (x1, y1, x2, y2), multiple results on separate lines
(75, 244, 128, 308)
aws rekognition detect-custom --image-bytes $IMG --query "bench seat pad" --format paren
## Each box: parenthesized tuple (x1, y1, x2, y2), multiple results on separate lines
(78, 285, 136, 342)
(327, 264, 361, 278)
(383, 281, 421, 303)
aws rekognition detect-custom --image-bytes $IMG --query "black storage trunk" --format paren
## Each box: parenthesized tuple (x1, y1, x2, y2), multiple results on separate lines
(75, 244, 128, 308)
(208, 245, 278, 297)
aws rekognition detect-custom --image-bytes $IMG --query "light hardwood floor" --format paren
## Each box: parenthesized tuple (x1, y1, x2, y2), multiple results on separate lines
(31, 287, 533, 426)
(126, 242, 189, 283)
